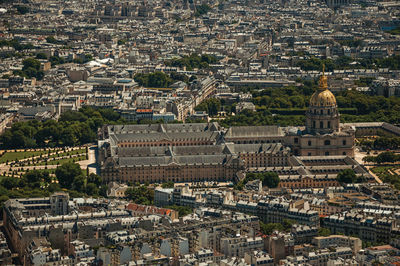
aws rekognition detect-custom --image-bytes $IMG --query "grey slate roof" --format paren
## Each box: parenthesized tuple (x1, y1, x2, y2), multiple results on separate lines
(225, 125, 284, 138)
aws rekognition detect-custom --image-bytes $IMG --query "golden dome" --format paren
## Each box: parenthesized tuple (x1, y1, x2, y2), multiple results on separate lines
(309, 68, 337, 107)
(310, 89, 337, 107)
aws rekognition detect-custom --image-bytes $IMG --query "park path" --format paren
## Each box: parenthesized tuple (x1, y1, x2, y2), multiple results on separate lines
(0, 145, 98, 176)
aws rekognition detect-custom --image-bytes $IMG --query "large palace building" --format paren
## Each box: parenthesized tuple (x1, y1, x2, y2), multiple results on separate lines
(97, 74, 396, 185)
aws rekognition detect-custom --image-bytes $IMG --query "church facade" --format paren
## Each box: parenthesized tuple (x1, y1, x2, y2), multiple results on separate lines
(285, 73, 355, 157)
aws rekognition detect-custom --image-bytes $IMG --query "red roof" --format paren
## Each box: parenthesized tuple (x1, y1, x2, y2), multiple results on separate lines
(136, 109, 153, 113)
(126, 203, 172, 216)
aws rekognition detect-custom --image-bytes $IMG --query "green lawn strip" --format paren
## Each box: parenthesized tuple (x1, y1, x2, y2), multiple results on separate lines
(371, 166, 394, 175)
(46, 148, 86, 160)
(0, 150, 50, 163)
(33, 155, 87, 166)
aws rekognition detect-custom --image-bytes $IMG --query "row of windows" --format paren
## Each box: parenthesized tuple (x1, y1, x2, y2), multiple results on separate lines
(313, 109, 333, 115)
(313, 120, 332, 129)
(307, 151, 347, 156)
(119, 141, 212, 148)
(295, 139, 347, 146)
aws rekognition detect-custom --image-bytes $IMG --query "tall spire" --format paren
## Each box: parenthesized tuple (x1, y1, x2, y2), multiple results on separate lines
(318, 64, 328, 91)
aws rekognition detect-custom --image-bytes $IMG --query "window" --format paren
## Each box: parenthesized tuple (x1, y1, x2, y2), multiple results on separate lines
(314, 109, 317, 114)
(320, 121, 323, 128)
(308, 152, 312, 156)
(325, 151, 330, 156)
(327, 121, 331, 128)
(343, 152, 346, 155)
(343, 140, 347, 145)
(313, 121, 316, 128)
(324, 140, 331, 146)
(327, 109, 330, 115)
(308, 141, 312, 146)
(320, 110, 323, 115)
(294, 138, 298, 144)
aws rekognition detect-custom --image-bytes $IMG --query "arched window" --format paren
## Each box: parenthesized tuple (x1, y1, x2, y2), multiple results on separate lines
(324, 140, 331, 146)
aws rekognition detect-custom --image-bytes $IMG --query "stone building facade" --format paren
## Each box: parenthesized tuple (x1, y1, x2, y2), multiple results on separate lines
(100, 142, 289, 184)
(98, 74, 361, 184)
(286, 73, 355, 157)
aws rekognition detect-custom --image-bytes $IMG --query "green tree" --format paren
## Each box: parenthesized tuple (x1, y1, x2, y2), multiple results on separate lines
(375, 151, 399, 164)
(337, 169, 357, 184)
(260, 221, 284, 235)
(36, 53, 47, 59)
(194, 4, 211, 17)
(134, 72, 173, 88)
(46, 36, 57, 44)
(72, 175, 85, 192)
(55, 162, 82, 189)
(161, 181, 174, 188)
(125, 184, 154, 205)
(16, 5, 29, 14)
(262, 172, 280, 188)
(318, 227, 331, 236)
(195, 98, 221, 116)
(86, 182, 99, 196)
(1, 177, 19, 190)
(87, 173, 102, 186)
(165, 205, 193, 216)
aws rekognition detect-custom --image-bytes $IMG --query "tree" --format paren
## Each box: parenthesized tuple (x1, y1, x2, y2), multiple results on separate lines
(36, 53, 48, 59)
(24, 170, 51, 187)
(72, 175, 85, 192)
(24, 170, 42, 184)
(195, 98, 221, 116)
(282, 219, 296, 231)
(125, 184, 154, 205)
(161, 181, 174, 188)
(16, 5, 29, 14)
(55, 162, 82, 189)
(262, 172, 280, 188)
(376, 152, 398, 164)
(260, 221, 284, 235)
(337, 169, 357, 184)
(318, 227, 331, 236)
(117, 39, 126, 45)
(1, 177, 19, 190)
(134, 72, 173, 88)
(86, 182, 99, 196)
(46, 36, 57, 44)
(87, 173, 102, 186)
(165, 205, 193, 216)
(194, 4, 211, 17)
(48, 183, 61, 193)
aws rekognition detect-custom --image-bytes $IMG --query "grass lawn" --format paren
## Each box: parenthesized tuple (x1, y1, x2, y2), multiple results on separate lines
(0, 150, 49, 163)
(371, 166, 397, 175)
(47, 148, 86, 160)
(34, 155, 87, 166)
